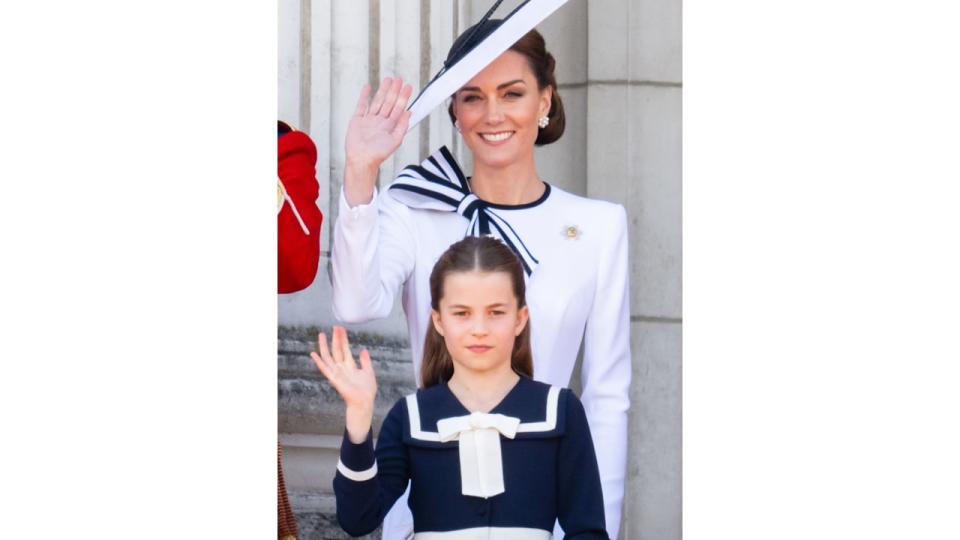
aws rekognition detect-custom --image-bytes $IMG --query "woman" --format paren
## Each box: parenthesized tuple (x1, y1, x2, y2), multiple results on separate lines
(331, 21, 630, 539)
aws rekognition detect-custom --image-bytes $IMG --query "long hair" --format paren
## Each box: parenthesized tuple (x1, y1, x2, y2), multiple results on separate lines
(420, 236, 533, 388)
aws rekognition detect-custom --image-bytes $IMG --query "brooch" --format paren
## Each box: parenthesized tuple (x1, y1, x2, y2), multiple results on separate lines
(563, 225, 582, 240)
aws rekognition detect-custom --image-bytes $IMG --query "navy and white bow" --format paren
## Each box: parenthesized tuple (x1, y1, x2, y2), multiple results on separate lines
(387, 146, 540, 276)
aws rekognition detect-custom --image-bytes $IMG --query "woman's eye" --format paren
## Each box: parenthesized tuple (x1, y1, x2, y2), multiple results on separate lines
(505, 91, 524, 98)
(453, 311, 467, 317)
(462, 95, 480, 102)
(491, 310, 505, 316)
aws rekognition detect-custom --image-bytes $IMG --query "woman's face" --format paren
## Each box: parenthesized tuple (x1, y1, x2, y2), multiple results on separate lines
(431, 270, 529, 376)
(452, 50, 552, 170)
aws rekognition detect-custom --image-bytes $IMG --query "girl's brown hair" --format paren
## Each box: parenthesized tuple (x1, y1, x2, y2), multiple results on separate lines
(446, 24, 566, 146)
(420, 236, 533, 388)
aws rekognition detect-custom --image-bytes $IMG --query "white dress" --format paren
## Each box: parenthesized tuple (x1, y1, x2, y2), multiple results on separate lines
(331, 147, 631, 539)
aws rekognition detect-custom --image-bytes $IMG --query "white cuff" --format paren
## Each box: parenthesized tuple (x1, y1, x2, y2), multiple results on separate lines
(339, 186, 380, 222)
(336, 459, 378, 481)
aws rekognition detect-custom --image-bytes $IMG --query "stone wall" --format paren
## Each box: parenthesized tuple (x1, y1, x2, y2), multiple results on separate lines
(279, 1, 681, 538)
(280, 327, 414, 538)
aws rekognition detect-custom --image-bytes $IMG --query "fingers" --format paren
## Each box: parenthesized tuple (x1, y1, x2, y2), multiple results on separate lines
(317, 326, 361, 372)
(359, 348, 373, 372)
(379, 79, 399, 116)
(368, 77, 411, 118)
(312, 333, 338, 376)
(334, 326, 357, 370)
(317, 331, 334, 366)
(310, 350, 335, 381)
(394, 110, 412, 138)
(367, 77, 394, 116)
(384, 81, 412, 120)
(353, 84, 371, 117)
(311, 332, 339, 381)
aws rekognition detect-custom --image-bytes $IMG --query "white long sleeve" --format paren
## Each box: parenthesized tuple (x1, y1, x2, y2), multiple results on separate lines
(330, 187, 417, 323)
(580, 204, 632, 538)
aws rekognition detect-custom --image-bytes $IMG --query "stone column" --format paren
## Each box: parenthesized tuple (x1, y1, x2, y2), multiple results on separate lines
(587, 0, 682, 538)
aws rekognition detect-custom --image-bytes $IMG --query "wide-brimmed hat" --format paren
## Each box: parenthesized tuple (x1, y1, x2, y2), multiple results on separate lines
(405, 0, 569, 132)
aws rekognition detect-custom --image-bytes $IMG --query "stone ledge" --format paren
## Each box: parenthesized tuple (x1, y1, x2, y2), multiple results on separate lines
(281, 440, 339, 492)
(279, 326, 418, 437)
(289, 490, 382, 540)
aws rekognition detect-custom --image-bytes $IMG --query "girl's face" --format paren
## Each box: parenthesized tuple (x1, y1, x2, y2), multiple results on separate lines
(431, 270, 529, 376)
(451, 50, 552, 170)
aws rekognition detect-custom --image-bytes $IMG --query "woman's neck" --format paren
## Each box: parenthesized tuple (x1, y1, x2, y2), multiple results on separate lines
(470, 154, 545, 205)
(448, 364, 520, 414)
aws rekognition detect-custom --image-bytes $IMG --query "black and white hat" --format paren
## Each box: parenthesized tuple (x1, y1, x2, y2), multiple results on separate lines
(405, 0, 570, 132)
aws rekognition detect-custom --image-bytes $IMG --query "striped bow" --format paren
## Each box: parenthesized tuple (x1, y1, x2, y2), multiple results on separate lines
(387, 146, 540, 276)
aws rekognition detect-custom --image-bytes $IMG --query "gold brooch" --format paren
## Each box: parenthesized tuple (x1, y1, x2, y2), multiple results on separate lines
(564, 225, 581, 239)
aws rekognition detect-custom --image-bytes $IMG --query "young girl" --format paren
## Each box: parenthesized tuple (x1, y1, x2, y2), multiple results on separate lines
(312, 236, 608, 539)
(332, 20, 630, 540)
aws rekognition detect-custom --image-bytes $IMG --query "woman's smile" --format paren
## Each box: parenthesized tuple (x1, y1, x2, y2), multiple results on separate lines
(451, 51, 551, 170)
(479, 131, 515, 144)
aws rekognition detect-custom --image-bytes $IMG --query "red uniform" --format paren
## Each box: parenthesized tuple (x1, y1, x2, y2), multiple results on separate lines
(278, 121, 322, 540)
(278, 122, 323, 293)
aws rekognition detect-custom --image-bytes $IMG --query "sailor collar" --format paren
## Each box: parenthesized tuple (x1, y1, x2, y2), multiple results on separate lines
(388, 146, 548, 276)
(402, 376, 567, 447)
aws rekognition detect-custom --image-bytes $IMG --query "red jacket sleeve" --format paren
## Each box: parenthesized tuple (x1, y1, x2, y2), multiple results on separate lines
(278, 129, 323, 293)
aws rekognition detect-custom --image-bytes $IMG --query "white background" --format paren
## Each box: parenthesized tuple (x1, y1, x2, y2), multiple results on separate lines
(2, 1, 958, 538)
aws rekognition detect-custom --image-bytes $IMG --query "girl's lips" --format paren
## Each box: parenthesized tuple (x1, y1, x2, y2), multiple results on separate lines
(467, 345, 492, 353)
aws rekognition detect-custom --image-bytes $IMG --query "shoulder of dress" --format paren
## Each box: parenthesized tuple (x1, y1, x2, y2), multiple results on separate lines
(547, 186, 625, 218)
(510, 382, 568, 438)
(403, 384, 450, 413)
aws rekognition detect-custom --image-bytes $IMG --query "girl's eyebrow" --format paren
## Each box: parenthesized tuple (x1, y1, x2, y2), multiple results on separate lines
(459, 79, 526, 93)
(447, 302, 508, 309)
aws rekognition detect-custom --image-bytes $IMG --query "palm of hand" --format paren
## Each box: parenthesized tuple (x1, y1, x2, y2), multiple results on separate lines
(346, 116, 402, 166)
(344, 77, 413, 168)
(310, 327, 377, 410)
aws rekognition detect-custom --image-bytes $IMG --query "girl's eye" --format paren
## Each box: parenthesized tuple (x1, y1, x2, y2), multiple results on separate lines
(453, 311, 468, 317)
(462, 95, 480, 102)
(491, 310, 505, 316)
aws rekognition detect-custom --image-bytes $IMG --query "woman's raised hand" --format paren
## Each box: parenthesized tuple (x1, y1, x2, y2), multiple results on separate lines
(343, 77, 413, 206)
(310, 326, 378, 442)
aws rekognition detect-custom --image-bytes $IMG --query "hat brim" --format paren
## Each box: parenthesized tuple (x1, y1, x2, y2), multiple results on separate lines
(405, 0, 569, 133)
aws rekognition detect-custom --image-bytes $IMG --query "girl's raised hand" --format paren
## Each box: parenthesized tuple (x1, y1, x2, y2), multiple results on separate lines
(310, 326, 377, 441)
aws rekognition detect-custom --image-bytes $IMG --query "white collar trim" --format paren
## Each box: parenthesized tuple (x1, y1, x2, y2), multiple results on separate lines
(413, 526, 551, 539)
(406, 386, 560, 442)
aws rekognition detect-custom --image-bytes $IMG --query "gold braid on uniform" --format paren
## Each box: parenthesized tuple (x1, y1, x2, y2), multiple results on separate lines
(278, 443, 299, 539)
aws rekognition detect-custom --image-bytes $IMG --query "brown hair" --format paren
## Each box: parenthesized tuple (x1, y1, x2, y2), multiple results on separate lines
(420, 236, 533, 388)
(447, 25, 566, 146)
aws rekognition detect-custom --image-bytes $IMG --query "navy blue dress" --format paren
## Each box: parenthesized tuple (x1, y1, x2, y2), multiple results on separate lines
(334, 376, 608, 539)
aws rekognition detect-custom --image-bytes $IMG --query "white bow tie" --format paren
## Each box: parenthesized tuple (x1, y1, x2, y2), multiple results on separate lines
(436, 411, 521, 498)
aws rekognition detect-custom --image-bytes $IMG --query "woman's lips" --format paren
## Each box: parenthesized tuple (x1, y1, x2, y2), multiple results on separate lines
(467, 345, 492, 353)
(479, 131, 515, 145)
